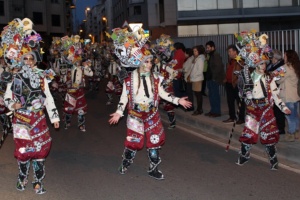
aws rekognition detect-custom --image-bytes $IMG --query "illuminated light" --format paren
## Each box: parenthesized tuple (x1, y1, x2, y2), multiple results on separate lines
(129, 23, 143, 32)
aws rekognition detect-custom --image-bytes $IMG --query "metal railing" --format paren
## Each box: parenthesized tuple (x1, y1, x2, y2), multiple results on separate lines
(174, 29, 300, 96)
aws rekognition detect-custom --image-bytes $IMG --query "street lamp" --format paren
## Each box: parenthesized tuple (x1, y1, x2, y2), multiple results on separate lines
(70, 2, 76, 9)
(101, 16, 108, 43)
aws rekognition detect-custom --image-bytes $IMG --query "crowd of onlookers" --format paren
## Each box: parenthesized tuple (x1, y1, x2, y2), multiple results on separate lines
(170, 40, 300, 142)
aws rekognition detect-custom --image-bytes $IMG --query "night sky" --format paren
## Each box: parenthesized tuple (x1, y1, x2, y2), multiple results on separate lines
(75, 0, 99, 22)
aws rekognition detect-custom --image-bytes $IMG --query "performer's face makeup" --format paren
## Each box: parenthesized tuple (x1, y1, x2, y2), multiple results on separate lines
(141, 58, 152, 72)
(256, 62, 266, 74)
(24, 55, 35, 67)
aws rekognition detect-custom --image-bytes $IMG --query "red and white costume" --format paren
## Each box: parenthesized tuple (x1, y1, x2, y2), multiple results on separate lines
(116, 70, 180, 150)
(63, 64, 93, 131)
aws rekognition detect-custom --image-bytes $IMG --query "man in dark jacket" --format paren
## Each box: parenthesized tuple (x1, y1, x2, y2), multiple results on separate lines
(204, 41, 225, 117)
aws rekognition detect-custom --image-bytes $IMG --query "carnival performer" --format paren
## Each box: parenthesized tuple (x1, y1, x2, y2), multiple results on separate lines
(63, 58, 93, 131)
(105, 57, 122, 105)
(0, 58, 12, 135)
(1, 17, 60, 194)
(108, 27, 192, 180)
(153, 34, 178, 129)
(89, 56, 102, 91)
(234, 31, 291, 170)
(49, 37, 70, 102)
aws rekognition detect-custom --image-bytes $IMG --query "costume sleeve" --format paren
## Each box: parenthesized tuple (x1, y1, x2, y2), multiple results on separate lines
(115, 82, 128, 116)
(4, 82, 15, 111)
(43, 78, 60, 123)
(157, 75, 180, 105)
(83, 66, 93, 76)
(270, 78, 287, 112)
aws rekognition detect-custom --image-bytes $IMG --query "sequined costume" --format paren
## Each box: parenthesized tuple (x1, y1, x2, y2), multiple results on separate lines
(5, 63, 60, 194)
(116, 70, 180, 179)
(234, 31, 289, 170)
(63, 62, 93, 131)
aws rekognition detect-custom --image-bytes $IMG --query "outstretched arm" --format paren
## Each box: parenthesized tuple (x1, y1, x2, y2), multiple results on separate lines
(178, 97, 192, 109)
(109, 113, 121, 125)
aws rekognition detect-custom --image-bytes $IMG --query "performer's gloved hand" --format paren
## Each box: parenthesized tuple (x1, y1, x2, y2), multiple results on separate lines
(109, 113, 121, 125)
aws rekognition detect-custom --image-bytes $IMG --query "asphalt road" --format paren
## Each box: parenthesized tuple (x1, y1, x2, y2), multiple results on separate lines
(0, 85, 300, 200)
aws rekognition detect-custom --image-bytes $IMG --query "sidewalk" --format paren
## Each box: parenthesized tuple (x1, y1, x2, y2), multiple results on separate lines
(160, 95, 300, 173)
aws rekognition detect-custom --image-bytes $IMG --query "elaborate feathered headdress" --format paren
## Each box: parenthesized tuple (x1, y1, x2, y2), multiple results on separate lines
(111, 26, 151, 67)
(235, 30, 272, 68)
(0, 18, 43, 68)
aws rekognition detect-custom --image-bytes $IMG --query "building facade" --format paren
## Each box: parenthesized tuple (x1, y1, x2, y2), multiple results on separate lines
(0, 0, 73, 47)
(177, 0, 300, 36)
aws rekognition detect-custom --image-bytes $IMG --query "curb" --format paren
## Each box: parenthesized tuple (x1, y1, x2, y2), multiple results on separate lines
(160, 108, 300, 174)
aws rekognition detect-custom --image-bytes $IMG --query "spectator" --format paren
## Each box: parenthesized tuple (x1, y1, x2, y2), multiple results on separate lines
(182, 48, 194, 111)
(172, 42, 186, 97)
(204, 41, 225, 118)
(223, 45, 245, 124)
(267, 49, 286, 136)
(201, 53, 209, 96)
(185, 45, 205, 115)
(277, 50, 300, 142)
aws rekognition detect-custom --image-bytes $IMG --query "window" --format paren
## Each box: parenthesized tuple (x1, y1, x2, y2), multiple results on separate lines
(239, 22, 259, 32)
(52, 15, 61, 27)
(280, 0, 293, 6)
(219, 24, 238, 34)
(51, 0, 59, 3)
(33, 12, 43, 25)
(177, 0, 196, 11)
(198, 24, 218, 35)
(242, 0, 258, 8)
(197, 0, 217, 10)
(259, 0, 278, 7)
(178, 25, 198, 37)
(218, 0, 234, 9)
(0, 1, 4, 16)
(133, 6, 141, 15)
(178, 22, 259, 37)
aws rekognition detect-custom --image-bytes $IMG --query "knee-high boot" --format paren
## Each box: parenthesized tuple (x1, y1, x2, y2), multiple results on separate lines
(196, 92, 203, 113)
(32, 159, 46, 194)
(167, 111, 176, 129)
(236, 142, 252, 166)
(118, 148, 136, 174)
(16, 160, 30, 191)
(78, 114, 86, 132)
(64, 113, 72, 129)
(266, 144, 278, 170)
(147, 148, 164, 180)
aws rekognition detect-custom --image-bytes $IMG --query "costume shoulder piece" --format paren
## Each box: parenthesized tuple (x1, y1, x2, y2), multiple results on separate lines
(11, 65, 46, 111)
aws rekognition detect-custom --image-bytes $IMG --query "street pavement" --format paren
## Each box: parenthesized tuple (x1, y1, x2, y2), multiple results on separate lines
(0, 84, 300, 199)
(160, 94, 300, 173)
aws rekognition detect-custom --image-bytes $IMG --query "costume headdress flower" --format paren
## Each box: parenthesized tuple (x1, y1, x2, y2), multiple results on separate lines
(152, 34, 174, 62)
(0, 18, 43, 68)
(234, 30, 272, 68)
(60, 35, 83, 64)
(111, 26, 151, 67)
